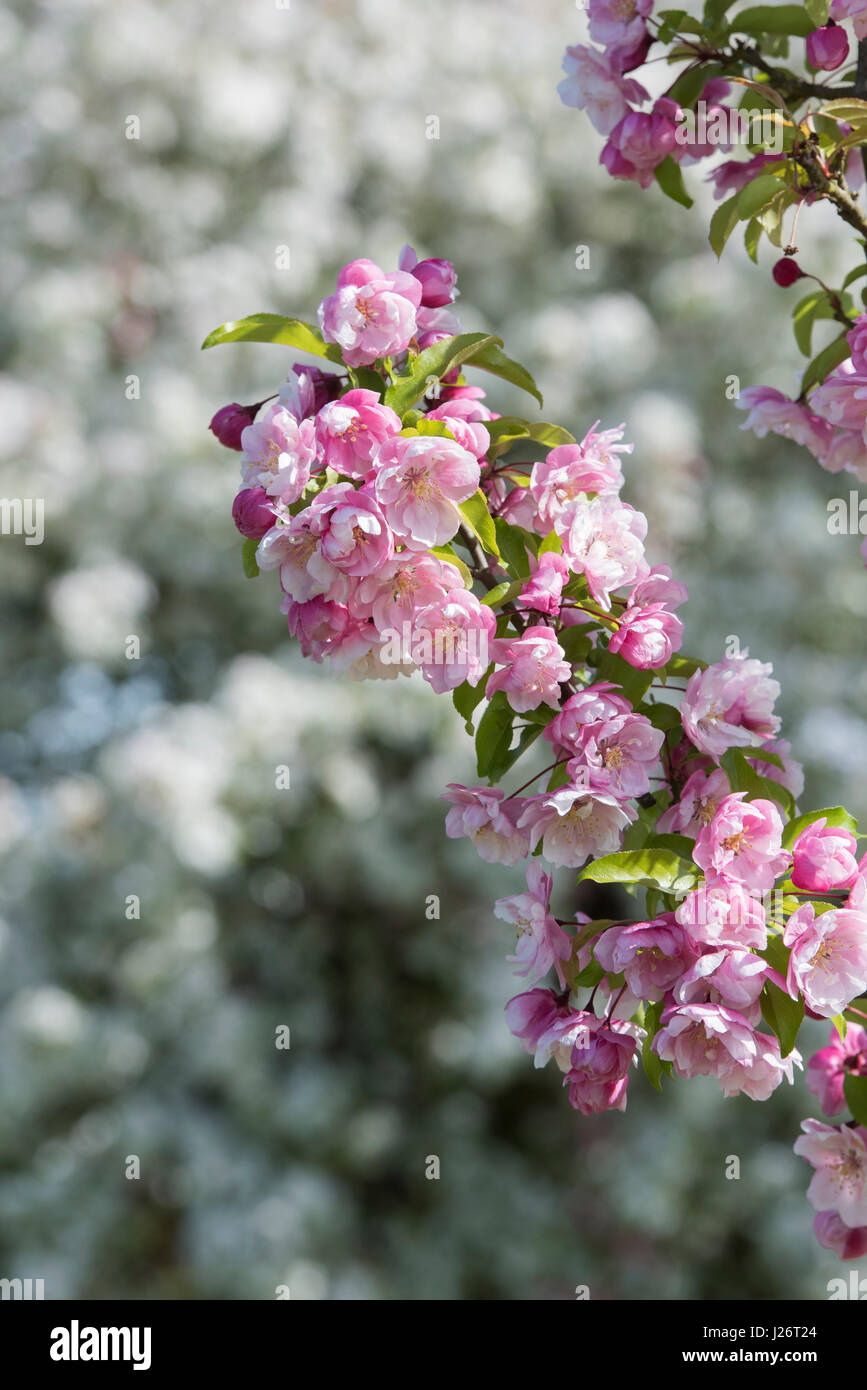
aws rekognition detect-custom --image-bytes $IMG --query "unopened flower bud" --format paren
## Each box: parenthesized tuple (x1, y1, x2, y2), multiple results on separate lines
(232, 486, 275, 540)
(410, 257, 458, 308)
(209, 402, 258, 451)
(806, 22, 849, 72)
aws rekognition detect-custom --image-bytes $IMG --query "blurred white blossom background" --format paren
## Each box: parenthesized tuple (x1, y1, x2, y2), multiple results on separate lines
(1, 0, 865, 1299)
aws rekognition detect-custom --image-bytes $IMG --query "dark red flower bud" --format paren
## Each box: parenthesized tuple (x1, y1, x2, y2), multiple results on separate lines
(772, 257, 804, 287)
(231, 487, 275, 540)
(209, 402, 258, 450)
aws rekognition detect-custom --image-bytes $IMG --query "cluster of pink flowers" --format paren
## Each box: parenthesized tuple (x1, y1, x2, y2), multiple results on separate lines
(209, 250, 867, 1267)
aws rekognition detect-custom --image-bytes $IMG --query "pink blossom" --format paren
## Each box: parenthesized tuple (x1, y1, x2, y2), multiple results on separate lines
(568, 711, 664, 798)
(601, 99, 683, 190)
(557, 44, 649, 136)
(516, 552, 570, 616)
(373, 434, 480, 549)
(847, 313, 867, 374)
(279, 364, 342, 419)
(705, 152, 785, 201)
(820, 428, 867, 480)
(314, 482, 393, 578)
(807, 22, 850, 69)
(560, 495, 649, 609)
(486, 625, 572, 713)
(813, 1209, 867, 1259)
(594, 916, 697, 1002)
(682, 650, 781, 758)
(792, 817, 860, 893)
(529, 424, 631, 529)
(784, 903, 867, 1018)
(495, 861, 572, 985)
(285, 596, 353, 662)
(565, 1017, 638, 1115)
(608, 601, 683, 668)
(411, 589, 495, 693)
(808, 361, 867, 434)
(654, 1003, 799, 1099)
(240, 404, 319, 502)
(518, 786, 634, 867)
(657, 767, 730, 838)
(794, 1119, 867, 1227)
(318, 259, 422, 367)
(258, 512, 340, 604)
(673, 947, 771, 1026)
(588, 0, 652, 50)
(544, 682, 632, 757)
(314, 389, 401, 479)
(506, 991, 598, 1073)
(398, 244, 459, 307)
(748, 738, 805, 801)
(353, 550, 462, 632)
(807, 1024, 867, 1116)
(693, 792, 789, 893)
(442, 784, 530, 866)
(831, 0, 867, 40)
(415, 305, 463, 349)
(426, 399, 491, 459)
(232, 486, 275, 540)
(736, 385, 836, 460)
(628, 564, 688, 611)
(675, 874, 768, 952)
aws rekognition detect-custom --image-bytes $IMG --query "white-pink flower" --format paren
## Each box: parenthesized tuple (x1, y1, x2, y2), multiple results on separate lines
(794, 1119, 867, 1228)
(486, 624, 572, 713)
(544, 681, 632, 757)
(318, 258, 422, 367)
(693, 792, 789, 894)
(557, 44, 649, 136)
(314, 388, 401, 479)
(313, 482, 394, 578)
(495, 861, 572, 986)
(353, 550, 462, 632)
(567, 711, 664, 799)
(518, 786, 634, 867)
(240, 404, 319, 502)
(654, 1003, 799, 1099)
(681, 650, 781, 758)
(559, 495, 649, 610)
(675, 874, 768, 951)
(784, 903, 867, 1018)
(411, 589, 495, 693)
(657, 767, 730, 837)
(373, 434, 480, 549)
(594, 916, 697, 1002)
(442, 784, 530, 866)
(673, 947, 771, 1026)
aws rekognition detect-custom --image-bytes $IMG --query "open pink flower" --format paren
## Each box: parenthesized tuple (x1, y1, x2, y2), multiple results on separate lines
(736, 385, 835, 459)
(411, 589, 495, 693)
(794, 1119, 867, 1228)
(353, 550, 462, 632)
(792, 817, 860, 893)
(517, 552, 570, 616)
(657, 767, 730, 837)
(240, 404, 319, 502)
(568, 711, 664, 799)
(314, 389, 401, 479)
(682, 650, 781, 758)
(518, 786, 634, 867)
(559, 495, 649, 609)
(442, 784, 530, 866)
(373, 434, 480, 549)
(693, 792, 789, 894)
(529, 424, 631, 529)
(588, 0, 652, 50)
(495, 861, 572, 986)
(486, 625, 572, 713)
(557, 45, 649, 135)
(807, 1024, 867, 1116)
(544, 682, 632, 757)
(675, 874, 768, 952)
(426, 399, 491, 460)
(565, 1017, 638, 1115)
(313, 483, 393, 578)
(654, 1003, 799, 1099)
(673, 947, 771, 1026)
(784, 903, 867, 1018)
(600, 99, 683, 189)
(594, 916, 697, 1002)
(814, 1209, 867, 1259)
(318, 259, 422, 367)
(608, 601, 683, 668)
(506, 991, 594, 1072)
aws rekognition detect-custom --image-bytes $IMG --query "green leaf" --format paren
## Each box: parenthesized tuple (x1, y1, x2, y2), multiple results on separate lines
(669, 62, 723, 111)
(475, 691, 514, 780)
(466, 340, 544, 408)
(641, 1000, 666, 1091)
(760, 979, 804, 1057)
(844, 1072, 867, 1126)
(802, 331, 851, 395)
(819, 97, 867, 124)
(661, 653, 707, 680)
(578, 848, 700, 893)
(384, 332, 503, 417)
(452, 677, 489, 733)
(804, 0, 829, 23)
(399, 418, 455, 440)
(538, 529, 562, 557)
(744, 217, 762, 263)
(721, 747, 795, 819)
(493, 518, 533, 579)
(792, 289, 833, 357)
(486, 417, 575, 458)
(639, 701, 682, 732)
(201, 313, 343, 362)
(709, 193, 741, 257)
(459, 490, 500, 557)
(736, 172, 785, 221)
(654, 155, 694, 208)
(733, 5, 813, 37)
(843, 264, 867, 290)
(595, 649, 654, 705)
(241, 537, 260, 578)
(559, 628, 592, 666)
(781, 806, 859, 851)
(481, 579, 523, 609)
(832, 1013, 847, 1042)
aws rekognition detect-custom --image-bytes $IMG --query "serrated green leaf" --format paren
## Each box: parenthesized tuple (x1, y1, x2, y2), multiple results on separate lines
(201, 313, 343, 362)
(384, 332, 502, 416)
(736, 172, 786, 221)
(459, 489, 500, 557)
(744, 217, 762, 262)
(242, 537, 260, 578)
(654, 155, 694, 208)
(486, 417, 575, 458)
(721, 747, 795, 818)
(781, 806, 859, 851)
(819, 98, 867, 124)
(761, 978, 804, 1056)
